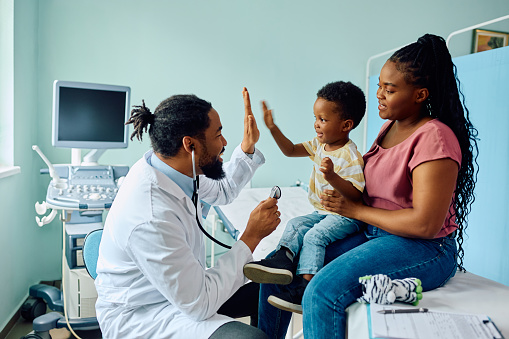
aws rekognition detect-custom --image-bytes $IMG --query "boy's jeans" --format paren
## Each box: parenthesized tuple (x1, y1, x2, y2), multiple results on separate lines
(278, 212, 363, 275)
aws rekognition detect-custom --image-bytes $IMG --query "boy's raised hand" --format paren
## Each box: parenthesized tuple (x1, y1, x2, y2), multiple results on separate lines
(241, 87, 260, 154)
(262, 101, 276, 130)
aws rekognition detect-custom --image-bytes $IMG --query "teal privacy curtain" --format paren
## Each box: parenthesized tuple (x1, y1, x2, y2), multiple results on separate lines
(365, 46, 509, 286)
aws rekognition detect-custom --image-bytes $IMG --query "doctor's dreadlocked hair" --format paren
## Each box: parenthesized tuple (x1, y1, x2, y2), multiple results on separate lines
(126, 95, 212, 157)
(389, 34, 479, 272)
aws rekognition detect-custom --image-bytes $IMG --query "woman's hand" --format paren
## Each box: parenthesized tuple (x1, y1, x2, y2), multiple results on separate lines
(241, 87, 260, 154)
(320, 189, 362, 219)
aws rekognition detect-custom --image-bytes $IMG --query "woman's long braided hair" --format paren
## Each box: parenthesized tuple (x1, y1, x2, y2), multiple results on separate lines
(125, 95, 212, 157)
(389, 34, 479, 271)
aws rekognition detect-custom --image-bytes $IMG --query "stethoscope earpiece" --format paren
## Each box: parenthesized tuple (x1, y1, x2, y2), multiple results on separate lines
(191, 148, 197, 181)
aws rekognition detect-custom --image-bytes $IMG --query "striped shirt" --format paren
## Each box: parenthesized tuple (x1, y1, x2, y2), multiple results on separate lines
(302, 138, 365, 215)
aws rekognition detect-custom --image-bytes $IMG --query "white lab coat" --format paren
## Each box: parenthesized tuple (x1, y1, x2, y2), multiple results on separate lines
(95, 145, 265, 338)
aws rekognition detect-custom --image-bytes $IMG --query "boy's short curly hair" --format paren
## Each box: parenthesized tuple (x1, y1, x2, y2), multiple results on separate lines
(317, 81, 366, 129)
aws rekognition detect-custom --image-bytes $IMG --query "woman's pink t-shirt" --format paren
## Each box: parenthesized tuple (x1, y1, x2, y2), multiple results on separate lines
(363, 119, 462, 238)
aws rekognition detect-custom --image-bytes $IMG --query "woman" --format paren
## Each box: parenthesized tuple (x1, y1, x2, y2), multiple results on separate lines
(258, 34, 479, 338)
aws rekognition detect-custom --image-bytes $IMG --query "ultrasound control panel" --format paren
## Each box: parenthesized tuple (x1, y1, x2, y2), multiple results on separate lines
(42, 165, 129, 210)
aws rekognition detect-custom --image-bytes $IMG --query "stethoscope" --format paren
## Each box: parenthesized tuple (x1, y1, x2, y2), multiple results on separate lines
(191, 148, 233, 249)
(191, 148, 282, 250)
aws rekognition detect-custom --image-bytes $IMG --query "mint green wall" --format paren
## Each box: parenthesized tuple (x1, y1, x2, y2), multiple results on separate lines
(1, 0, 64, 332)
(2, 0, 509, 332)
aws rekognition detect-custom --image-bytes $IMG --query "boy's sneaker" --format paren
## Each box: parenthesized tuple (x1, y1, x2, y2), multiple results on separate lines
(267, 276, 309, 314)
(243, 249, 294, 285)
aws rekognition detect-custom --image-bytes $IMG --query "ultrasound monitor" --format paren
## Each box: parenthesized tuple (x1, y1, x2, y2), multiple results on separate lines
(52, 80, 131, 164)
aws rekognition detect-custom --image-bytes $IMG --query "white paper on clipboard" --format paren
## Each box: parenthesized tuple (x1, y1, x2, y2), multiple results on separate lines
(369, 304, 503, 339)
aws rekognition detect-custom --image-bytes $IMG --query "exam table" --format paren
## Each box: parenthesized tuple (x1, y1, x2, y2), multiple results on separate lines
(214, 186, 509, 338)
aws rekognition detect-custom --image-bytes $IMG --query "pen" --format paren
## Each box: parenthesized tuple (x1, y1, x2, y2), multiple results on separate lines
(378, 308, 428, 314)
(483, 319, 503, 339)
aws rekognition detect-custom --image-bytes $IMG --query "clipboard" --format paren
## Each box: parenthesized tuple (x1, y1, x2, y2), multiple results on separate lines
(367, 304, 504, 339)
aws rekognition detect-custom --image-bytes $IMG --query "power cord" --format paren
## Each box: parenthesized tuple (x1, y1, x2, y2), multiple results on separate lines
(61, 214, 83, 339)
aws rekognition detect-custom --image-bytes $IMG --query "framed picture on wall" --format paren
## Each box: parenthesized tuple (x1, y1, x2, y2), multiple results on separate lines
(472, 29, 509, 53)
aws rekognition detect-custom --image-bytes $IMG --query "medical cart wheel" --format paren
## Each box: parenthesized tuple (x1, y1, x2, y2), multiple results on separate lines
(21, 297, 46, 321)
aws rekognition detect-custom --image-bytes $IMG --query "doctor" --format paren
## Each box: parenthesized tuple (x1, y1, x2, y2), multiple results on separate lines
(95, 88, 280, 338)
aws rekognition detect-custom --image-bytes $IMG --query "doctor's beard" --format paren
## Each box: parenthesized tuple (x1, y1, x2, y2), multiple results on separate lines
(199, 146, 226, 180)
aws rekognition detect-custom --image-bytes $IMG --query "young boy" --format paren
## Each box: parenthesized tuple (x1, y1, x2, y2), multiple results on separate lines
(243, 81, 366, 313)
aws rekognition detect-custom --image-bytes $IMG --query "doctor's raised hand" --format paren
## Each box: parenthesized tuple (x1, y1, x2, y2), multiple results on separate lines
(239, 87, 280, 252)
(241, 87, 260, 154)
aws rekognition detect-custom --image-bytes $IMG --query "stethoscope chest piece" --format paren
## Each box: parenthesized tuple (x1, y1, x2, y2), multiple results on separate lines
(270, 186, 281, 199)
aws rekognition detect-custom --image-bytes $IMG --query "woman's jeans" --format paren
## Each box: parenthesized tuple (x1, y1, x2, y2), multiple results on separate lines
(258, 225, 458, 339)
(278, 212, 363, 275)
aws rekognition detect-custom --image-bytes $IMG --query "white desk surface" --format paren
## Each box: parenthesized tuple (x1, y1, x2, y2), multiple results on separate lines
(347, 271, 509, 338)
(216, 186, 314, 261)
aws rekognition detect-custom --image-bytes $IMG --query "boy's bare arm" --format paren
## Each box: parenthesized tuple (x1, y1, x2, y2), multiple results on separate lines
(262, 101, 309, 157)
(320, 157, 362, 201)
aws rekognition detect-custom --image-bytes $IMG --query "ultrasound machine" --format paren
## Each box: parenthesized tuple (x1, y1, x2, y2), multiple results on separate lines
(22, 80, 131, 339)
